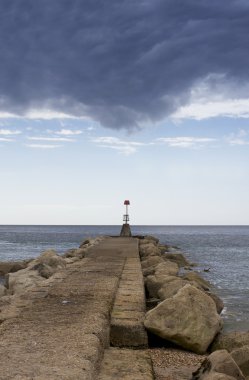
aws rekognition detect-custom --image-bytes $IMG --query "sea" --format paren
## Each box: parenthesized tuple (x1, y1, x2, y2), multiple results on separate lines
(0, 224, 248, 332)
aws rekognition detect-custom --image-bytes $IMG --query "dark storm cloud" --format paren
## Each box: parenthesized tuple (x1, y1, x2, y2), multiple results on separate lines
(0, 0, 249, 129)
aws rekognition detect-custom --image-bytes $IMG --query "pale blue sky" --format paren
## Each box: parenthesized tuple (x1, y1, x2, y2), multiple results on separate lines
(1, 1, 249, 224)
(1, 108, 249, 225)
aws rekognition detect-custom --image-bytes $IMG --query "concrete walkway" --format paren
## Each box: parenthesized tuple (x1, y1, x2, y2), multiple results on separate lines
(0, 237, 153, 380)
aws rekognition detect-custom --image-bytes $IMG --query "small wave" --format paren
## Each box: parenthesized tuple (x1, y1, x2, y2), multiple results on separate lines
(221, 307, 227, 315)
(0, 241, 16, 246)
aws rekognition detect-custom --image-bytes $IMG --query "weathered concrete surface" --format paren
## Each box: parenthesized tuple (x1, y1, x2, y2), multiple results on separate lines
(98, 348, 154, 380)
(110, 253, 148, 347)
(0, 237, 149, 380)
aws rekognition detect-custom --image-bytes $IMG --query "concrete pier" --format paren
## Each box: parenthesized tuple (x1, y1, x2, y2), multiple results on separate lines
(0, 237, 153, 380)
(120, 223, 132, 237)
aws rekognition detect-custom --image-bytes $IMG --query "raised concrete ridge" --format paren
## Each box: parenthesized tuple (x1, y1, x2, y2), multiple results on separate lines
(0, 237, 152, 380)
(110, 255, 148, 347)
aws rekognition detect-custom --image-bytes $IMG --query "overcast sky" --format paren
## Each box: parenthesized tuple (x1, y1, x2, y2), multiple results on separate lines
(1, 0, 249, 225)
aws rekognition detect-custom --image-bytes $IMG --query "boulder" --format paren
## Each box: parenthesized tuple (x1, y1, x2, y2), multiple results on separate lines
(231, 346, 249, 376)
(206, 292, 224, 314)
(155, 261, 179, 276)
(79, 236, 103, 249)
(158, 244, 169, 253)
(143, 265, 160, 277)
(144, 235, 159, 244)
(143, 260, 179, 277)
(140, 248, 162, 259)
(0, 284, 7, 297)
(6, 250, 66, 295)
(63, 248, 78, 258)
(210, 332, 249, 353)
(64, 257, 81, 264)
(145, 273, 176, 298)
(79, 239, 91, 248)
(158, 279, 222, 314)
(183, 272, 211, 290)
(0, 261, 28, 276)
(140, 239, 157, 246)
(163, 253, 191, 267)
(30, 250, 65, 278)
(141, 256, 164, 269)
(32, 263, 54, 279)
(140, 243, 161, 258)
(30, 250, 65, 270)
(158, 278, 189, 300)
(63, 248, 86, 259)
(144, 284, 222, 354)
(7, 268, 42, 295)
(192, 350, 245, 380)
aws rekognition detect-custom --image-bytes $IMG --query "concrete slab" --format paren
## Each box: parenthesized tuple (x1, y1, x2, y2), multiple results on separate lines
(0, 237, 150, 379)
(98, 348, 154, 380)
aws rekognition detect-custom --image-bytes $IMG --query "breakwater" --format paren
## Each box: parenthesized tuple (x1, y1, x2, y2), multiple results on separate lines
(1, 225, 248, 332)
(0, 236, 248, 379)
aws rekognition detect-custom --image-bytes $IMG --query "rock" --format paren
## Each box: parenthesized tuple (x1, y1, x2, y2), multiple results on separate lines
(146, 298, 160, 310)
(141, 256, 164, 269)
(163, 253, 191, 267)
(158, 279, 222, 313)
(143, 265, 160, 277)
(210, 332, 249, 353)
(145, 273, 176, 298)
(158, 244, 169, 253)
(32, 263, 54, 279)
(64, 257, 80, 264)
(155, 261, 179, 276)
(63, 248, 78, 258)
(144, 235, 159, 244)
(79, 239, 91, 248)
(30, 250, 65, 270)
(140, 248, 162, 259)
(231, 346, 249, 376)
(192, 350, 245, 380)
(0, 284, 7, 297)
(144, 284, 222, 354)
(140, 239, 157, 246)
(30, 250, 65, 279)
(76, 248, 85, 258)
(143, 260, 179, 277)
(140, 243, 161, 258)
(206, 292, 224, 314)
(0, 261, 28, 276)
(183, 272, 211, 290)
(158, 278, 189, 300)
(6, 250, 66, 295)
(185, 266, 193, 271)
(7, 268, 42, 295)
(79, 236, 103, 249)
(64, 248, 86, 259)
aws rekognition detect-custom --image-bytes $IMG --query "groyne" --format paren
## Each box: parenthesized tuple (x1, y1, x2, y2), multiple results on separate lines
(0, 236, 248, 379)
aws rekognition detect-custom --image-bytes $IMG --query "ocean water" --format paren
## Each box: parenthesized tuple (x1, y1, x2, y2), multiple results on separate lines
(0, 224, 248, 332)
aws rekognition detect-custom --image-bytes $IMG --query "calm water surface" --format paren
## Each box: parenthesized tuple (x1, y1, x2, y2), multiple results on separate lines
(0, 225, 248, 332)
